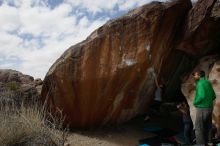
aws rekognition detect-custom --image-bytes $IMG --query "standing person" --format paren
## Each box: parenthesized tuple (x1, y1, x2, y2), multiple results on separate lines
(144, 73, 165, 120)
(152, 75, 164, 110)
(177, 101, 193, 145)
(193, 70, 216, 146)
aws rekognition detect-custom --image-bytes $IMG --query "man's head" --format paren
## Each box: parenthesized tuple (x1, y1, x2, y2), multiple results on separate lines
(192, 70, 205, 81)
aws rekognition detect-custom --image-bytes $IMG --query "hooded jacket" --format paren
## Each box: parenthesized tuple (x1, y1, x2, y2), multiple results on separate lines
(193, 77, 216, 108)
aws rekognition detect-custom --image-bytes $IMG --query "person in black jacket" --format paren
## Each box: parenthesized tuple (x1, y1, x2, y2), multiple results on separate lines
(177, 101, 193, 145)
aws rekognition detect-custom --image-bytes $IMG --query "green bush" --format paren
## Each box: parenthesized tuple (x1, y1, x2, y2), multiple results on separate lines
(4, 82, 20, 91)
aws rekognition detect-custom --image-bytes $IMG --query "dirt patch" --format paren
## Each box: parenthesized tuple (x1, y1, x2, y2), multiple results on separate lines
(66, 112, 182, 146)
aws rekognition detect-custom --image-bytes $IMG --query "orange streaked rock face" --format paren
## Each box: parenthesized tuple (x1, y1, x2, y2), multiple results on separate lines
(41, 0, 192, 128)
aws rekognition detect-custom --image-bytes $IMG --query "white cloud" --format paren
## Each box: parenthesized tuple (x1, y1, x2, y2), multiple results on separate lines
(0, 0, 166, 79)
(65, 0, 119, 13)
(65, 0, 165, 13)
(0, 4, 19, 32)
(5, 0, 49, 7)
(0, 0, 108, 78)
(18, 3, 75, 37)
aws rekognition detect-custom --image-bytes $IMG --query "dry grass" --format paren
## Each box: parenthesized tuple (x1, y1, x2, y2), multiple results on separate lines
(0, 100, 68, 146)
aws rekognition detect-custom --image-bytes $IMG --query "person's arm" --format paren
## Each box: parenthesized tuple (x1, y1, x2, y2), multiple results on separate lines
(154, 77, 160, 89)
(152, 71, 160, 88)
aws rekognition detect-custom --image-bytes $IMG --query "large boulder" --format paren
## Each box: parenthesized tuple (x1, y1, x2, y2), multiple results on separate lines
(42, 0, 192, 128)
(0, 69, 42, 103)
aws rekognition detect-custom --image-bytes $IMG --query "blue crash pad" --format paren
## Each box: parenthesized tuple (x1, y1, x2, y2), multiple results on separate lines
(139, 144, 150, 146)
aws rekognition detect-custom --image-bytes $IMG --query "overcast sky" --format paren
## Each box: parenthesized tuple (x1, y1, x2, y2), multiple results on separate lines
(0, 0, 169, 79)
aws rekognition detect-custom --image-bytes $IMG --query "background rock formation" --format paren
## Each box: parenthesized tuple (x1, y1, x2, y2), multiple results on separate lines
(0, 69, 42, 103)
(42, 0, 220, 129)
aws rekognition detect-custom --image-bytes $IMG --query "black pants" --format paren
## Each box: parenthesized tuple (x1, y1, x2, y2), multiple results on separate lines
(184, 121, 193, 144)
(195, 108, 213, 145)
